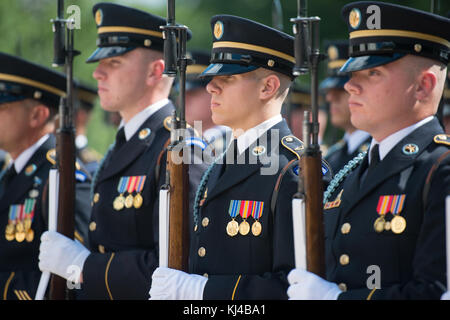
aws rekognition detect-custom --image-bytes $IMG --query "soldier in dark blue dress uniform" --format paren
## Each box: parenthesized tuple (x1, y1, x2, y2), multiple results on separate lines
(0, 53, 91, 300)
(38, 2, 207, 300)
(321, 40, 371, 174)
(288, 1, 450, 300)
(150, 15, 331, 300)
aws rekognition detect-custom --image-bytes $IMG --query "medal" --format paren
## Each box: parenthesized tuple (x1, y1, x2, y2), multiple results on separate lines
(389, 194, 407, 234)
(373, 216, 385, 233)
(15, 231, 25, 242)
(239, 200, 252, 236)
(5, 223, 15, 241)
(114, 177, 128, 211)
(6, 205, 18, 241)
(125, 194, 134, 208)
(113, 195, 125, 211)
(251, 221, 262, 236)
(226, 220, 239, 237)
(251, 201, 264, 236)
(391, 215, 406, 234)
(227, 200, 240, 237)
(133, 176, 146, 209)
(25, 228, 34, 242)
(133, 193, 143, 209)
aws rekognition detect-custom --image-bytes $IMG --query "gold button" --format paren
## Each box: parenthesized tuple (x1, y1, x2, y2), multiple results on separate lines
(93, 193, 100, 203)
(198, 247, 206, 257)
(202, 217, 209, 227)
(338, 283, 347, 292)
(341, 223, 351, 234)
(339, 254, 350, 266)
(89, 221, 96, 232)
(203, 273, 208, 278)
(98, 245, 105, 254)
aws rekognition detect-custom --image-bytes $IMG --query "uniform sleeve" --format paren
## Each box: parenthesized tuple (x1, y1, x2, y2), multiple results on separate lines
(339, 156, 450, 300)
(0, 271, 41, 300)
(203, 166, 298, 300)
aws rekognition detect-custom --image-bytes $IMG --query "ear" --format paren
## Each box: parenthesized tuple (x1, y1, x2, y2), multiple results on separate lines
(259, 74, 280, 100)
(29, 104, 50, 128)
(146, 59, 165, 86)
(415, 70, 436, 102)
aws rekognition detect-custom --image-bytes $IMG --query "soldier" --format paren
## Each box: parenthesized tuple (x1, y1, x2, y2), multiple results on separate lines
(184, 50, 231, 155)
(38, 3, 207, 299)
(150, 14, 331, 300)
(0, 52, 91, 300)
(287, 1, 450, 299)
(74, 82, 102, 176)
(321, 40, 371, 174)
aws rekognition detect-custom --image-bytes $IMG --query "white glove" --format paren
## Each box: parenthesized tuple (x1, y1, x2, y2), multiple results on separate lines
(441, 291, 450, 300)
(149, 267, 207, 300)
(38, 231, 90, 281)
(287, 268, 341, 300)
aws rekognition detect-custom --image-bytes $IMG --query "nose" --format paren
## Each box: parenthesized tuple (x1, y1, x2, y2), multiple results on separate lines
(206, 77, 220, 95)
(343, 76, 360, 95)
(93, 63, 105, 81)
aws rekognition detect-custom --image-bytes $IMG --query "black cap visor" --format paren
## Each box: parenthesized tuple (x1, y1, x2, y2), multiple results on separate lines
(86, 46, 136, 63)
(339, 53, 405, 73)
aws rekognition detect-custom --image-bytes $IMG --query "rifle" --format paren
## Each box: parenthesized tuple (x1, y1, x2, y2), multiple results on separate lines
(291, 0, 326, 277)
(159, 0, 191, 271)
(50, 0, 79, 299)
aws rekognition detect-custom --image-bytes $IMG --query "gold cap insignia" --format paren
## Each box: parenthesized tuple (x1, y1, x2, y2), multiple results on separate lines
(95, 9, 103, 26)
(144, 39, 152, 47)
(327, 45, 339, 61)
(414, 44, 422, 52)
(33, 91, 42, 100)
(214, 21, 224, 40)
(349, 8, 361, 29)
(267, 59, 275, 67)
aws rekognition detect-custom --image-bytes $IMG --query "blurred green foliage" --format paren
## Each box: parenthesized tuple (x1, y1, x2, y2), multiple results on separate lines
(0, 0, 448, 154)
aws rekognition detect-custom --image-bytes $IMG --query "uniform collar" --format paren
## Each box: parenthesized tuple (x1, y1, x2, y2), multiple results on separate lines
(344, 130, 371, 154)
(236, 114, 282, 155)
(369, 116, 434, 163)
(119, 98, 170, 141)
(11, 134, 50, 174)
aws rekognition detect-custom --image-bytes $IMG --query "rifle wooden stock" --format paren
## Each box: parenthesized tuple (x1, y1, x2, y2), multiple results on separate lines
(166, 148, 189, 271)
(50, 128, 76, 300)
(301, 150, 325, 278)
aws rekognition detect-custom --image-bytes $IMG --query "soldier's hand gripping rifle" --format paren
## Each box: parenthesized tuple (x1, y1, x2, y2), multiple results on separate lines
(290, 0, 326, 277)
(159, 0, 191, 272)
(47, 0, 79, 300)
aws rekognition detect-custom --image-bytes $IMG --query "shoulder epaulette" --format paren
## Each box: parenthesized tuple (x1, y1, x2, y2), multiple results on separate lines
(281, 135, 304, 160)
(46, 148, 82, 171)
(433, 134, 450, 146)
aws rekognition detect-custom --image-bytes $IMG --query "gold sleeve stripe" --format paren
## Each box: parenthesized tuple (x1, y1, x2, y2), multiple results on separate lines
(22, 290, 32, 300)
(105, 252, 115, 300)
(350, 29, 450, 48)
(14, 290, 27, 300)
(98, 26, 163, 39)
(366, 287, 377, 300)
(231, 275, 242, 301)
(3, 272, 15, 300)
(74, 231, 84, 244)
(213, 41, 295, 63)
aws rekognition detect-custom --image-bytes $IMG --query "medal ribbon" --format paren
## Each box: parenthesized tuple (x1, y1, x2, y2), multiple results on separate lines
(240, 200, 250, 219)
(136, 176, 147, 193)
(24, 198, 36, 221)
(376, 195, 393, 215)
(117, 177, 127, 194)
(390, 194, 406, 215)
(8, 205, 18, 223)
(126, 176, 137, 194)
(228, 200, 239, 218)
(251, 201, 264, 220)
(17, 204, 24, 223)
